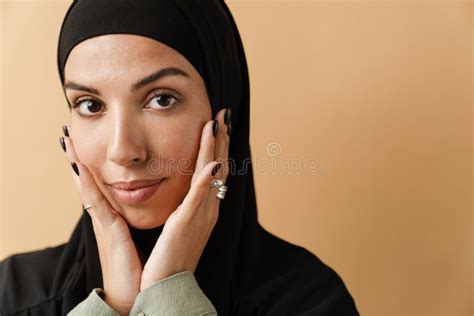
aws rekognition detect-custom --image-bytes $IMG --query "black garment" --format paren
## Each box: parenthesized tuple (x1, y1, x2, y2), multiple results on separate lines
(0, 0, 359, 315)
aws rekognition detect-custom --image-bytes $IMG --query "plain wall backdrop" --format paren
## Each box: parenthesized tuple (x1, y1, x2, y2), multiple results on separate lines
(0, 1, 472, 315)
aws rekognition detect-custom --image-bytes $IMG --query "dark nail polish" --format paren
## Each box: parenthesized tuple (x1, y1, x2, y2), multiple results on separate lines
(212, 120, 219, 137)
(211, 163, 222, 176)
(62, 125, 69, 137)
(224, 108, 231, 126)
(59, 136, 66, 152)
(227, 122, 231, 136)
(71, 162, 80, 176)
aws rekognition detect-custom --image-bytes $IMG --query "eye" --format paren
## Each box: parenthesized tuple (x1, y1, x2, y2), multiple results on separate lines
(72, 99, 103, 117)
(147, 91, 180, 110)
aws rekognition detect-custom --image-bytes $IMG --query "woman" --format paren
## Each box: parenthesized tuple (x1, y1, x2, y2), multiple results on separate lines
(0, 0, 359, 315)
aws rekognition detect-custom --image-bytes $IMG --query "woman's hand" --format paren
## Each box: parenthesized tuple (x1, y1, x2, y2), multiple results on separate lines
(139, 108, 230, 290)
(61, 129, 143, 316)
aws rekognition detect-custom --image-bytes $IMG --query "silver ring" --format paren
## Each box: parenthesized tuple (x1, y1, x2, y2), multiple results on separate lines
(216, 191, 226, 199)
(216, 185, 227, 199)
(83, 204, 92, 211)
(210, 179, 227, 199)
(210, 179, 224, 188)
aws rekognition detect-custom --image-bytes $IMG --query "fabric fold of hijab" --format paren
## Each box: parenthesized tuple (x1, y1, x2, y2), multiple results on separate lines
(54, 1, 359, 315)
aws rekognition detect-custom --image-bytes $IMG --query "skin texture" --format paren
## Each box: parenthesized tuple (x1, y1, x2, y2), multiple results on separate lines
(60, 34, 230, 315)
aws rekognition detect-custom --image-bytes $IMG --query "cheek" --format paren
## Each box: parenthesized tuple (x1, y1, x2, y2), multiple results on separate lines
(71, 128, 105, 168)
(149, 119, 204, 172)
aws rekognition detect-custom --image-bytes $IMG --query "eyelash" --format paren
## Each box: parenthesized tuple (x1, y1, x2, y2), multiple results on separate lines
(71, 91, 182, 117)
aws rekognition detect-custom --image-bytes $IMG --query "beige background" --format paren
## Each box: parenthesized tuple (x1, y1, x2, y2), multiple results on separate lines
(1, 1, 472, 315)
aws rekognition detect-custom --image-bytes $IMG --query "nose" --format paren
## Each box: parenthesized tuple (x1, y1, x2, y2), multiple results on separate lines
(106, 108, 147, 167)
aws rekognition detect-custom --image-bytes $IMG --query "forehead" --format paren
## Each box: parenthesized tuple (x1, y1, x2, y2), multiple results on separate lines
(64, 34, 197, 83)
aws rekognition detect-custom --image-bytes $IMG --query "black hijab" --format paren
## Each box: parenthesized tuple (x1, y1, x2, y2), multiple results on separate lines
(0, 1, 359, 315)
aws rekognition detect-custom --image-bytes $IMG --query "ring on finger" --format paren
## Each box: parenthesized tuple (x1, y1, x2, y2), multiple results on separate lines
(216, 187, 227, 199)
(210, 179, 224, 188)
(210, 179, 227, 200)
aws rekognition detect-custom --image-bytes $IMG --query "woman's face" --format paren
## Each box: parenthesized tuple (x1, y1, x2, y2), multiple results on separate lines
(63, 34, 211, 229)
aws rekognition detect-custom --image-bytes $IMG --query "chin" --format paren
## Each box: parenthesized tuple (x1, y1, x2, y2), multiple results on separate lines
(120, 204, 174, 230)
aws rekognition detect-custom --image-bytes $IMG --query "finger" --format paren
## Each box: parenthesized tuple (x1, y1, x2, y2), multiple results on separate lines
(179, 161, 222, 221)
(213, 108, 231, 180)
(204, 108, 231, 211)
(60, 125, 79, 162)
(61, 129, 117, 226)
(71, 161, 118, 226)
(192, 119, 217, 185)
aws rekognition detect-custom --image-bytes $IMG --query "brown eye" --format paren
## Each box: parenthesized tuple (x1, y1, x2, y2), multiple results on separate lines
(148, 93, 180, 109)
(73, 99, 103, 116)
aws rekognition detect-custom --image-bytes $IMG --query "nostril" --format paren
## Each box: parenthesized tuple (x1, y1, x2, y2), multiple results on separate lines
(131, 157, 143, 165)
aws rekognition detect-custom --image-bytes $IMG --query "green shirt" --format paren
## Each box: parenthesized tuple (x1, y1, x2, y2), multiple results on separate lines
(67, 271, 218, 316)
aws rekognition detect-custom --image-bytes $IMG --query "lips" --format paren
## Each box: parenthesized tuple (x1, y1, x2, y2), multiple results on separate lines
(110, 179, 163, 190)
(109, 179, 165, 205)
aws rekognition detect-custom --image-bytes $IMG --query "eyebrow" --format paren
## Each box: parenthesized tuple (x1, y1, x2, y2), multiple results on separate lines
(63, 67, 190, 95)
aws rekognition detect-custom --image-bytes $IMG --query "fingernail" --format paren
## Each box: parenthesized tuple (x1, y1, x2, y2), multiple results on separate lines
(62, 125, 69, 137)
(71, 162, 80, 176)
(212, 119, 219, 137)
(224, 108, 231, 136)
(59, 136, 66, 152)
(211, 163, 222, 176)
(224, 108, 231, 126)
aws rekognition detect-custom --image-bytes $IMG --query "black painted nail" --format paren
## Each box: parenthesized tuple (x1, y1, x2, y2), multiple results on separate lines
(71, 162, 80, 176)
(212, 120, 219, 137)
(59, 136, 66, 152)
(62, 125, 69, 137)
(224, 108, 231, 126)
(227, 122, 231, 136)
(211, 163, 222, 176)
